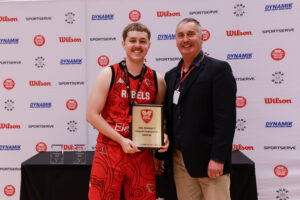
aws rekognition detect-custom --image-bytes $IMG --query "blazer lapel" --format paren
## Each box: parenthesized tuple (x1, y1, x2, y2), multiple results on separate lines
(178, 65, 204, 104)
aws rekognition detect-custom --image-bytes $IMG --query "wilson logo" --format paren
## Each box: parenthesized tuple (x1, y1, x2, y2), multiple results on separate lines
(226, 30, 252, 36)
(0, 123, 21, 129)
(0, 16, 18, 22)
(232, 144, 254, 151)
(264, 98, 292, 104)
(265, 3, 293, 11)
(91, 14, 114, 20)
(157, 11, 181, 17)
(29, 80, 51, 86)
(59, 37, 82, 43)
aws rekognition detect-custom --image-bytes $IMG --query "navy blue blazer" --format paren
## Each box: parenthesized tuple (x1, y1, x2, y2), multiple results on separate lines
(164, 52, 237, 177)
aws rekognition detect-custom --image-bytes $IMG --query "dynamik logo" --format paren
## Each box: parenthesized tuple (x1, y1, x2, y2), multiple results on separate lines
(157, 34, 176, 40)
(265, 3, 293, 11)
(232, 144, 254, 151)
(98, 55, 110, 67)
(91, 14, 114, 20)
(227, 53, 252, 60)
(233, 4, 246, 16)
(29, 80, 51, 86)
(141, 109, 153, 123)
(4, 185, 15, 197)
(236, 119, 246, 131)
(0, 16, 18, 22)
(264, 98, 292, 104)
(30, 102, 52, 108)
(60, 59, 82, 65)
(0, 123, 21, 129)
(3, 79, 15, 90)
(236, 96, 247, 108)
(157, 11, 181, 17)
(59, 36, 82, 43)
(272, 72, 284, 84)
(266, 121, 293, 128)
(226, 30, 252, 37)
(36, 142, 47, 152)
(271, 48, 285, 61)
(189, 10, 218, 15)
(129, 10, 141, 22)
(4, 100, 15, 111)
(0, 145, 21, 151)
(67, 120, 77, 132)
(274, 165, 288, 178)
(202, 29, 210, 41)
(65, 12, 75, 24)
(235, 77, 255, 81)
(35, 56, 45, 68)
(0, 38, 19, 44)
(276, 188, 289, 200)
(66, 99, 78, 111)
(34, 35, 45, 46)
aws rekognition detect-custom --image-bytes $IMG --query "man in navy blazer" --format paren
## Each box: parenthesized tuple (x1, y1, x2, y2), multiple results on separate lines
(164, 18, 237, 200)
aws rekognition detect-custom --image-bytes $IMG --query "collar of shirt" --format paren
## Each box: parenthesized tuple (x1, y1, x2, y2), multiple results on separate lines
(175, 51, 205, 75)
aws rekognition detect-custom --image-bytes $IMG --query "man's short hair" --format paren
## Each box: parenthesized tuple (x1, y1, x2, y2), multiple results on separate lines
(177, 18, 202, 34)
(122, 23, 151, 41)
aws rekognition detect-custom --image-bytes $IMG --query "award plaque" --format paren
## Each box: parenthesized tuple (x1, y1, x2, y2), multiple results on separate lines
(130, 104, 163, 149)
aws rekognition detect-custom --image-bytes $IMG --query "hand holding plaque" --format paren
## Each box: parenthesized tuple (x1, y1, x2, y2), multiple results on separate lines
(130, 104, 163, 149)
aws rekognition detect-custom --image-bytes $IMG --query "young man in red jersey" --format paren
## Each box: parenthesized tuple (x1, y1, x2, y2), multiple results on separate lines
(86, 23, 169, 200)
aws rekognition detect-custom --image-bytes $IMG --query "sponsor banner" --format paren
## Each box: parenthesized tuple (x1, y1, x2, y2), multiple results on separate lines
(156, 11, 181, 17)
(189, 10, 218, 15)
(91, 14, 114, 20)
(25, 16, 52, 21)
(264, 146, 296, 150)
(0, 60, 22, 65)
(0, 38, 19, 44)
(60, 59, 83, 65)
(274, 165, 288, 178)
(232, 144, 254, 151)
(30, 102, 52, 108)
(0, 16, 18, 22)
(227, 53, 252, 60)
(28, 124, 54, 129)
(0, 145, 21, 151)
(265, 3, 293, 11)
(90, 37, 116, 42)
(226, 30, 252, 37)
(235, 77, 255, 81)
(51, 144, 86, 151)
(264, 98, 292, 104)
(262, 28, 294, 34)
(265, 121, 293, 128)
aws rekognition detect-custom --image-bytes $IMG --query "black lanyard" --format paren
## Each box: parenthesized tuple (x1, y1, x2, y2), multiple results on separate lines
(123, 63, 146, 115)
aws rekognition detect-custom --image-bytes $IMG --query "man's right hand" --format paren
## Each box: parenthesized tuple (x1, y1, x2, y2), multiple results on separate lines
(120, 137, 141, 153)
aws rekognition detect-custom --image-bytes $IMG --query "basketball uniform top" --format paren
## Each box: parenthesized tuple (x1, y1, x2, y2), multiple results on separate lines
(98, 61, 158, 145)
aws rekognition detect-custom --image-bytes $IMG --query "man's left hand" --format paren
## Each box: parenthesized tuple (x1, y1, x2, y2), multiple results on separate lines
(207, 160, 224, 179)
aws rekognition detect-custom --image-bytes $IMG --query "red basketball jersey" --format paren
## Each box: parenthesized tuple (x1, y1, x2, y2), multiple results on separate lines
(98, 61, 158, 145)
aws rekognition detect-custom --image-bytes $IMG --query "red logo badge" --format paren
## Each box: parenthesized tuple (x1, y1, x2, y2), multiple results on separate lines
(4, 185, 15, 197)
(36, 142, 47, 152)
(66, 99, 78, 110)
(202, 29, 210, 41)
(3, 78, 15, 90)
(141, 109, 153, 123)
(129, 10, 141, 22)
(271, 48, 285, 61)
(274, 165, 288, 178)
(98, 55, 109, 67)
(236, 96, 247, 108)
(34, 35, 45, 46)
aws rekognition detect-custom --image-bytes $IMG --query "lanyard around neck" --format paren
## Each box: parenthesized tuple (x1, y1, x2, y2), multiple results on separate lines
(178, 54, 205, 89)
(123, 64, 146, 115)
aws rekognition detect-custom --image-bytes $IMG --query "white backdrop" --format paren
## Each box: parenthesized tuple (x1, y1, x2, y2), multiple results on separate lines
(0, 0, 299, 199)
